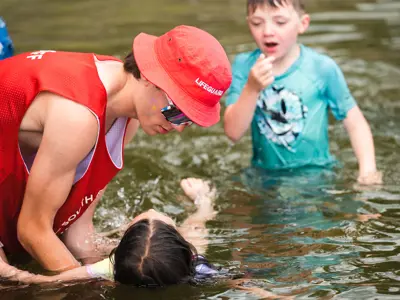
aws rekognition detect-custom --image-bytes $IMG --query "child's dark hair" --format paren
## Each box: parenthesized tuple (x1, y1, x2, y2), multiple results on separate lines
(247, 0, 305, 15)
(123, 51, 141, 79)
(111, 219, 197, 287)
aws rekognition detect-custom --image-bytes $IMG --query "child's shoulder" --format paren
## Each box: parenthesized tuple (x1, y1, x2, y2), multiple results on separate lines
(300, 45, 341, 74)
(233, 49, 262, 66)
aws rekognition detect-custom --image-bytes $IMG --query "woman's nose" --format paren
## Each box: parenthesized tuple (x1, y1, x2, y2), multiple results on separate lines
(172, 124, 188, 132)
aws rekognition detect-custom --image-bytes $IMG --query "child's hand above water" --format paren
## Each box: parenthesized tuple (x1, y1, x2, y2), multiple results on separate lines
(180, 178, 216, 207)
(179, 179, 218, 254)
(247, 54, 275, 92)
(357, 170, 383, 185)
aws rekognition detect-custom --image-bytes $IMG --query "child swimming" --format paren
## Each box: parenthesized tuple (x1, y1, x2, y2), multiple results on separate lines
(0, 178, 218, 286)
(1, 178, 294, 298)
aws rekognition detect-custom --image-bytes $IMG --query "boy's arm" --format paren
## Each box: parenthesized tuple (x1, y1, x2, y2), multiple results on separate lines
(178, 178, 217, 255)
(224, 54, 275, 142)
(322, 56, 381, 185)
(224, 85, 261, 142)
(343, 106, 382, 185)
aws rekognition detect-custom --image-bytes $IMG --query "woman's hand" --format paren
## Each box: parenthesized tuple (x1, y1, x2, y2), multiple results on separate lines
(0, 259, 52, 284)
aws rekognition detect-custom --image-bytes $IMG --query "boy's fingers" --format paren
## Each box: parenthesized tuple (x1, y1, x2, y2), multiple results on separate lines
(260, 74, 274, 87)
(261, 57, 274, 68)
(265, 55, 275, 63)
(259, 61, 273, 73)
(257, 54, 274, 63)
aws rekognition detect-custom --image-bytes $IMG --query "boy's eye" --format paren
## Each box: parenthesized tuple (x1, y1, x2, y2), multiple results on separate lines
(275, 19, 288, 25)
(250, 22, 262, 26)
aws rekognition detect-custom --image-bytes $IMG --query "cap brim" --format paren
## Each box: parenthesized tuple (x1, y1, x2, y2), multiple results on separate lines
(133, 33, 220, 127)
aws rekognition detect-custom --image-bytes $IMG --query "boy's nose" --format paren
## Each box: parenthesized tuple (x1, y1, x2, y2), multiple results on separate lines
(263, 23, 275, 36)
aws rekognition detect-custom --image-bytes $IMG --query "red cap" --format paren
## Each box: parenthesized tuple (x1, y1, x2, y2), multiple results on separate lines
(133, 25, 232, 127)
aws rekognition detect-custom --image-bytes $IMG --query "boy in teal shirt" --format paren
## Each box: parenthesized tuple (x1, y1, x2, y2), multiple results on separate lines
(224, 0, 382, 185)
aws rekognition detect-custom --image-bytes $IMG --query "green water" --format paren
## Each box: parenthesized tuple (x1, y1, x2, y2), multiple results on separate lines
(1, 0, 400, 298)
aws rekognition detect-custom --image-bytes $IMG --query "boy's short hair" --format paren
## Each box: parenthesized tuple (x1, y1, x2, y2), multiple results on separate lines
(247, 0, 305, 15)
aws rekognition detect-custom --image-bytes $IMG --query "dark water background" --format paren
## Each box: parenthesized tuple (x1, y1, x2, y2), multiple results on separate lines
(1, 0, 400, 298)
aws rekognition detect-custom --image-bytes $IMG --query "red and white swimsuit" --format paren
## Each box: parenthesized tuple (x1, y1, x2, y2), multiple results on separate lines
(0, 50, 128, 253)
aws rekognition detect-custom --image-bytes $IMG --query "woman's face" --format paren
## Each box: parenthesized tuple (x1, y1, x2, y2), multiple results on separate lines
(136, 78, 189, 135)
(130, 209, 176, 228)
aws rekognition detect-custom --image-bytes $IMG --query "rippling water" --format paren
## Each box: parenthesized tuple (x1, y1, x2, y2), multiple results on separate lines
(1, 0, 399, 298)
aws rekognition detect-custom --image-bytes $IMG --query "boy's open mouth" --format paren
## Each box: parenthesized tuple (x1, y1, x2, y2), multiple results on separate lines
(265, 42, 278, 48)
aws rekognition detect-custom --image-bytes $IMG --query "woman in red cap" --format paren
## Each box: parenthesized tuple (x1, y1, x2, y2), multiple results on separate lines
(0, 25, 231, 275)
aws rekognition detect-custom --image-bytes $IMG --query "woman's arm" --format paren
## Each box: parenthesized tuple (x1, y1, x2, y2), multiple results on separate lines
(0, 244, 100, 284)
(0, 255, 91, 284)
(178, 178, 217, 255)
(18, 94, 99, 272)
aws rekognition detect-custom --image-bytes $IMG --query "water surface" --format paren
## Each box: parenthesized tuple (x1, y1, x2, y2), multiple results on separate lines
(1, 0, 399, 298)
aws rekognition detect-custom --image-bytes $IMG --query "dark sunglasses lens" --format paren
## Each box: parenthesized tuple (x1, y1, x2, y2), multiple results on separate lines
(162, 106, 192, 125)
(169, 113, 191, 125)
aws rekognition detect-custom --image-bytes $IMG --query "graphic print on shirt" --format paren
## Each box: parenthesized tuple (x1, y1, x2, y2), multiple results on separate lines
(255, 85, 308, 152)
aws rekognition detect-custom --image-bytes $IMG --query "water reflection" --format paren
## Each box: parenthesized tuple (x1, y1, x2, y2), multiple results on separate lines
(1, 0, 399, 298)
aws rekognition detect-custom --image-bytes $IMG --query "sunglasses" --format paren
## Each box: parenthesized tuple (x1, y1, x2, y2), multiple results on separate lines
(161, 94, 193, 126)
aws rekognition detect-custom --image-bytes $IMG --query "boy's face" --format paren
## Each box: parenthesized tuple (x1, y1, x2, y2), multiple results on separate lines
(247, 2, 309, 60)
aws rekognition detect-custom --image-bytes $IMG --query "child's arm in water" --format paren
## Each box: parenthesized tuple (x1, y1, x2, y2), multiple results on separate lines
(177, 179, 294, 299)
(343, 106, 382, 185)
(178, 178, 217, 255)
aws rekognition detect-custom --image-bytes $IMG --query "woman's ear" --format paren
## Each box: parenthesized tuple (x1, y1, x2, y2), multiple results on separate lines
(298, 13, 310, 34)
(140, 74, 151, 87)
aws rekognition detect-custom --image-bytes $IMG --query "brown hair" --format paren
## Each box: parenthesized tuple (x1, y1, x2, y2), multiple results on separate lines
(111, 219, 198, 287)
(247, 0, 305, 15)
(123, 51, 141, 79)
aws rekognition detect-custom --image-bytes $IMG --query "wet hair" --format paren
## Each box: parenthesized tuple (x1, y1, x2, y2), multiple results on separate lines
(247, 0, 305, 15)
(123, 51, 141, 79)
(111, 219, 197, 287)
